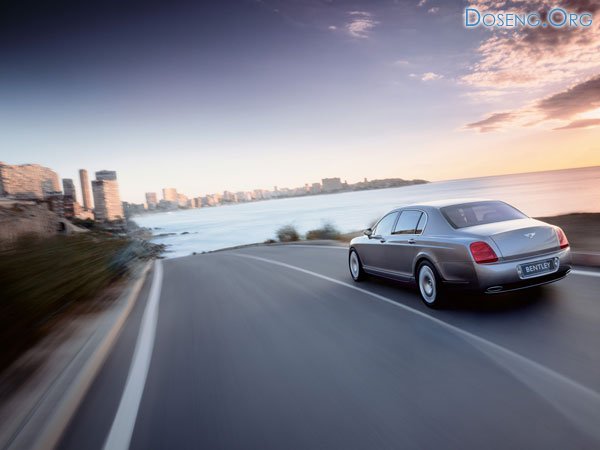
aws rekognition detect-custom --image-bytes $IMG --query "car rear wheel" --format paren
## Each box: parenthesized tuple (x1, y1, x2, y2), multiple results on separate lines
(417, 262, 445, 308)
(349, 249, 366, 281)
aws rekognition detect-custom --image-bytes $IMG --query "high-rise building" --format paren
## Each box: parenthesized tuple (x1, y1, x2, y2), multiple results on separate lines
(162, 187, 178, 202)
(235, 191, 253, 202)
(0, 162, 60, 199)
(79, 169, 93, 210)
(96, 170, 117, 181)
(62, 178, 77, 201)
(63, 196, 82, 219)
(177, 193, 188, 207)
(204, 194, 221, 206)
(92, 171, 124, 221)
(145, 192, 158, 210)
(321, 177, 343, 192)
(222, 191, 237, 203)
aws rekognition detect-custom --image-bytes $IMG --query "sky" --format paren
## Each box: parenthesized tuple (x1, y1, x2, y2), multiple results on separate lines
(1, 0, 599, 203)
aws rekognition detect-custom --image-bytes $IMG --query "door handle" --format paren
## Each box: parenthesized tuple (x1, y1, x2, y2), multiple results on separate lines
(408, 238, 416, 244)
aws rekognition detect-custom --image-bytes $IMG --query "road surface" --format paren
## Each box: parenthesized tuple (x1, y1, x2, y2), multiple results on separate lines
(59, 245, 600, 449)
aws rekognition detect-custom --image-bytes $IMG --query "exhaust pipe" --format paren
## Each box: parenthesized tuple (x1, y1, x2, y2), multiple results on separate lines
(486, 286, 503, 293)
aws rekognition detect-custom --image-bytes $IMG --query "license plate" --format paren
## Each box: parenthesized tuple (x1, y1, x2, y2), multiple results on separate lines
(518, 258, 557, 279)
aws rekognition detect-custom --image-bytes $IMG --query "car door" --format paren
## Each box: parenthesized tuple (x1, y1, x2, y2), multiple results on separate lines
(382, 210, 426, 280)
(359, 212, 399, 272)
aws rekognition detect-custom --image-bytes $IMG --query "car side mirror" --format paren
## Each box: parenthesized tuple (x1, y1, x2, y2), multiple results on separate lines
(363, 228, 373, 237)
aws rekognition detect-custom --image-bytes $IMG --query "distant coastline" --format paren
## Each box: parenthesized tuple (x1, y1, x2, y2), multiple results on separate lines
(132, 166, 600, 258)
(128, 177, 429, 217)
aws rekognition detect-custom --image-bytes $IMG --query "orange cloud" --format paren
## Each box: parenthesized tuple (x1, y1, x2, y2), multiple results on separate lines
(466, 74, 600, 132)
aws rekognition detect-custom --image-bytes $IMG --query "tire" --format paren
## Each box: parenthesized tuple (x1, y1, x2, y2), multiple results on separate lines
(349, 249, 367, 281)
(417, 261, 446, 308)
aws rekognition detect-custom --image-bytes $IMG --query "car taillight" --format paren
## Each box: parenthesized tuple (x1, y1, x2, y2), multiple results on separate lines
(470, 241, 498, 264)
(556, 227, 569, 249)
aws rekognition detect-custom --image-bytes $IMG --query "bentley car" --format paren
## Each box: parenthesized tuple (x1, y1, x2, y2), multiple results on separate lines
(348, 199, 572, 307)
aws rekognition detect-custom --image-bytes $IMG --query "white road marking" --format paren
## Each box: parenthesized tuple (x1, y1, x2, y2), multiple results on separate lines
(234, 252, 600, 440)
(572, 269, 600, 278)
(103, 260, 163, 450)
(282, 244, 347, 250)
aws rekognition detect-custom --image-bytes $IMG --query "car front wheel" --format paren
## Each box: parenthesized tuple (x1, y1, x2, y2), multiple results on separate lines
(349, 249, 366, 281)
(417, 262, 445, 308)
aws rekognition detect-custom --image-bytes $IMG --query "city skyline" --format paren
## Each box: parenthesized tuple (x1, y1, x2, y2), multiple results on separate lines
(2, 0, 600, 203)
(3, 159, 599, 207)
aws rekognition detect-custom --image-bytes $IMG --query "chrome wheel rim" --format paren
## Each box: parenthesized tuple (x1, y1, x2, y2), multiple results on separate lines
(419, 266, 436, 303)
(350, 252, 360, 279)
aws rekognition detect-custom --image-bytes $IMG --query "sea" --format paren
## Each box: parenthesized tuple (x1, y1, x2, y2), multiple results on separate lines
(132, 166, 600, 258)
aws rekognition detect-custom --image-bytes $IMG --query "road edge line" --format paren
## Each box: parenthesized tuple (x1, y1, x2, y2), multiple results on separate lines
(3, 261, 155, 450)
(571, 269, 600, 278)
(102, 259, 164, 450)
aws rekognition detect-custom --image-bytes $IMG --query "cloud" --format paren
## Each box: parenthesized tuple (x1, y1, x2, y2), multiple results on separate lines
(421, 72, 443, 81)
(462, 1, 600, 132)
(417, 0, 427, 7)
(465, 112, 516, 132)
(463, 1, 600, 89)
(536, 75, 600, 120)
(428, 7, 439, 14)
(554, 118, 600, 130)
(328, 25, 337, 30)
(346, 11, 379, 38)
(466, 74, 600, 132)
(393, 59, 410, 66)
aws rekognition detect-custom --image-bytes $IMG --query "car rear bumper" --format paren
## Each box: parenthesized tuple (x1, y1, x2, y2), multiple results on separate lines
(482, 267, 571, 294)
(439, 248, 572, 293)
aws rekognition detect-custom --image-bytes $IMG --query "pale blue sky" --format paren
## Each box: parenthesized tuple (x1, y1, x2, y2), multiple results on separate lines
(1, 0, 599, 202)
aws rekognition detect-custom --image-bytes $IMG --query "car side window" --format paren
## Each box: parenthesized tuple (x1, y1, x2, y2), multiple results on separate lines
(373, 213, 398, 236)
(415, 212, 427, 234)
(393, 210, 423, 235)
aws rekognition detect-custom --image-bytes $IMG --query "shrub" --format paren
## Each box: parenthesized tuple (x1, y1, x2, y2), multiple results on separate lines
(306, 222, 341, 240)
(276, 224, 300, 242)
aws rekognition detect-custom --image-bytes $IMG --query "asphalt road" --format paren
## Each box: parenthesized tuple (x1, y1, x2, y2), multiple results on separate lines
(59, 245, 600, 450)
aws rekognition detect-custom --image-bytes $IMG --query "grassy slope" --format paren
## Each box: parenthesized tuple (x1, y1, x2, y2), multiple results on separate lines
(0, 234, 133, 372)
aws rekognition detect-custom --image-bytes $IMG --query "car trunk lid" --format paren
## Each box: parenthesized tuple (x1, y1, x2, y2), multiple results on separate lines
(459, 219, 559, 259)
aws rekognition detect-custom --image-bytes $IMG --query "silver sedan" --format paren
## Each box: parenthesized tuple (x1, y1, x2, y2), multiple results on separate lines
(348, 199, 572, 307)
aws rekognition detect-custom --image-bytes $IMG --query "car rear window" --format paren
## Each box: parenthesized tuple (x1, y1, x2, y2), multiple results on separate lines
(441, 201, 527, 229)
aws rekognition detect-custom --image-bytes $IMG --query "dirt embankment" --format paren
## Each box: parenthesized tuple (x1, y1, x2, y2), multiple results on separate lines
(0, 200, 63, 247)
(536, 213, 600, 252)
(0, 199, 89, 250)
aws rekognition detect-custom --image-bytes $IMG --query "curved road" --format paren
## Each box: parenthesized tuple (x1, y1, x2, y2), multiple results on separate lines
(59, 245, 600, 449)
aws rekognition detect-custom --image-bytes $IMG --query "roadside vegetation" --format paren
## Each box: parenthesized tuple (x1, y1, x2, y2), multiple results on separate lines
(276, 225, 300, 242)
(0, 234, 160, 373)
(306, 222, 341, 240)
(275, 222, 352, 243)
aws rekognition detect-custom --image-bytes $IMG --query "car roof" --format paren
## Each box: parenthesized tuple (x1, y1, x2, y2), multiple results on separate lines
(395, 198, 495, 210)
